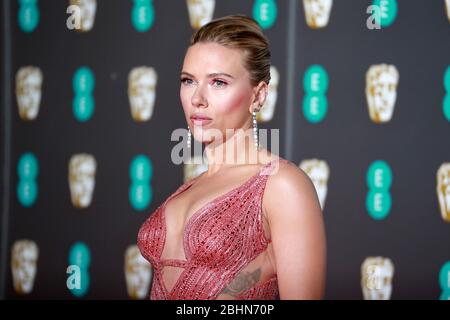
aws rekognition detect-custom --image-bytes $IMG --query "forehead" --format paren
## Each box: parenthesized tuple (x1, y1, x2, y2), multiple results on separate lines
(183, 42, 247, 77)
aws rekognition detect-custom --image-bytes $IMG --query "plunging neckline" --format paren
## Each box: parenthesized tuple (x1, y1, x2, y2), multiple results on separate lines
(158, 158, 281, 297)
(159, 159, 279, 262)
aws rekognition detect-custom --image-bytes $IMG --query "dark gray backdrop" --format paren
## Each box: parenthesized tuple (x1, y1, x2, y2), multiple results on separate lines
(0, 0, 449, 299)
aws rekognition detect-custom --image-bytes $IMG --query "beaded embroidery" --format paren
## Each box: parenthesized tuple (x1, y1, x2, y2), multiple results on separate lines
(137, 158, 288, 299)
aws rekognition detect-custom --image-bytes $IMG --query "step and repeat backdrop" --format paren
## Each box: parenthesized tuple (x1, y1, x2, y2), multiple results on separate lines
(0, 0, 449, 299)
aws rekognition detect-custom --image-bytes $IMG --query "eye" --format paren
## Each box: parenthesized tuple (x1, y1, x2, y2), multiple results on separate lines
(212, 79, 227, 88)
(180, 77, 194, 86)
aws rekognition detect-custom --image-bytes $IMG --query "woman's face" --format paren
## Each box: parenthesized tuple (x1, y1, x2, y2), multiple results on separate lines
(180, 42, 258, 146)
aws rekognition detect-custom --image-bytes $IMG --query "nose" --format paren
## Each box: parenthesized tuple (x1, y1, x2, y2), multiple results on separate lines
(191, 83, 208, 108)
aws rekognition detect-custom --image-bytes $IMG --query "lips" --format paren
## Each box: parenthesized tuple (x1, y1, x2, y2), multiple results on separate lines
(190, 115, 212, 126)
(190, 114, 212, 120)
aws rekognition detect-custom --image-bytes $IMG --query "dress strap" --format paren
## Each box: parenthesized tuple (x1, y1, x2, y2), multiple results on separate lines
(259, 158, 286, 176)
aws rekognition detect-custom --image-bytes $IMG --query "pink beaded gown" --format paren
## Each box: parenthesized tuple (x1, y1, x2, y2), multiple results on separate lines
(137, 158, 288, 300)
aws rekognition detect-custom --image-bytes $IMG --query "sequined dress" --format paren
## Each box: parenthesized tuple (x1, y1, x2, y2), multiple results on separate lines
(137, 158, 288, 300)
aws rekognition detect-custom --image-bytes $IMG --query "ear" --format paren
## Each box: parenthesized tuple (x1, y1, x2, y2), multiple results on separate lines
(249, 81, 269, 113)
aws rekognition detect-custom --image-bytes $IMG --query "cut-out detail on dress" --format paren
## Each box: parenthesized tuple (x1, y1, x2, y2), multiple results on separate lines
(137, 158, 288, 299)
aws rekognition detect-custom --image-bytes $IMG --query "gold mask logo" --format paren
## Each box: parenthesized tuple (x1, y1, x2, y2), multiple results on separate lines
(69, 0, 97, 32)
(128, 67, 158, 122)
(446, 0, 450, 22)
(183, 155, 208, 183)
(437, 163, 450, 222)
(124, 245, 152, 299)
(11, 239, 39, 294)
(361, 257, 394, 300)
(257, 66, 279, 123)
(68, 153, 97, 209)
(16, 66, 43, 121)
(366, 64, 399, 124)
(299, 159, 329, 210)
(303, 0, 333, 29)
(186, 0, 215, 30)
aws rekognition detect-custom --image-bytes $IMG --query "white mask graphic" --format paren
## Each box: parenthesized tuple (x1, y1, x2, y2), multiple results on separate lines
(258, 66, 279, 122)
(299, 159, 329, 210)
(437, 163, 450, 222)
(128, 67, 158, 122)
(446, 0, 450, 22)
(11, 239, 39, 294)
(124, 245, 152, 299)
(303, 0, 333, 29)
(186, 0, 215, 29)
(70, 0, 97, 32)
(68, 154, 97, 208)
(184, 155, 208, 182)
(361, 257, 394, 300)
(16, 66, 43, 121)
(366, 64, 399, 123)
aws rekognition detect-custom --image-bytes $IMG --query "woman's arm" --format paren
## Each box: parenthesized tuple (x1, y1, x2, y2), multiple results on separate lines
(263, 161, 327, 299)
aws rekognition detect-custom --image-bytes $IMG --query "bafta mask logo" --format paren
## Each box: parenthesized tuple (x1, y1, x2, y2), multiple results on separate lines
(303, 0, 333, 29)
(437, 163, 450, 222)
(11, 239, 39, 294)
(70, 0, 97, 32)
(68, 154, 97, 208)
(361, 256, 394, 300)
(299, 159, 329, 210)
(258, 66, 279, 123)
(128, 67, 158, 122)
(16, 66, 43, 121)
(446, 0, 450, 22)
(184, 155, 208, 182)
(366, 64, 399, 124)
(186, 0, 215, 30)
(125, 245, 153, 299)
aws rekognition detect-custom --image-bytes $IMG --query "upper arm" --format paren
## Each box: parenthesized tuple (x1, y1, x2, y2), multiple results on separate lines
(263, 161, 327, 299)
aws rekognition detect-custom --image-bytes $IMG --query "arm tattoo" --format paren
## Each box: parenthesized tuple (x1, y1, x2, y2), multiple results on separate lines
(220, 268, 262, 296)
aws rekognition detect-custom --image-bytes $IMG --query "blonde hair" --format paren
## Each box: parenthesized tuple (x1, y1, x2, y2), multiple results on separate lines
(190, 14, 271, 86)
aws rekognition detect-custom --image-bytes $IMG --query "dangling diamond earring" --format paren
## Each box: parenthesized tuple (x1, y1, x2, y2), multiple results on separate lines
(187, 125, 192, 149)
(252, 107, 259, 150)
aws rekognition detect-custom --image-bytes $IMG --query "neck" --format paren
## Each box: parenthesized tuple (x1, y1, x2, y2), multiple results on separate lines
(202, 126, 265, 175)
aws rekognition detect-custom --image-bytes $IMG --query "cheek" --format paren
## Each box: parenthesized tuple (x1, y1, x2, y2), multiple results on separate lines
(217, 89, 250, 115)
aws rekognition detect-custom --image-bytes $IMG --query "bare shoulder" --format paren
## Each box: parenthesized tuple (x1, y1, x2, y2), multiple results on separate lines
(266, 159, 317, 200)
(263, 159, 322, 221)
(262, 158, 326, 299)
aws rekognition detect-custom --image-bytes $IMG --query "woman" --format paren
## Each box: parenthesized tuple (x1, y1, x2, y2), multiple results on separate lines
(137, 14, 326, 300)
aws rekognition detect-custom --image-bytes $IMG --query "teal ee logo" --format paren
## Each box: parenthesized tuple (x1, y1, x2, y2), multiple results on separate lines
(72, 66, 95, 122)
(439, 261, 450, 300)
(68, 242, 91, 297)
(129, 155, 153, 211)
(17, 152, 39, 207)
(443, 65, 450, 122)
(131, 0, 155, 32)
(303, 65, 329, 123)
(366, 160, 393, 220)
(253, 0, 277, 30)
(368, 0, 398, 29)
(18, 0, 40, 33)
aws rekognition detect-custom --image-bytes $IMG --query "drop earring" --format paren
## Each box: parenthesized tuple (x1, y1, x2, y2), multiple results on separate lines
(187, 125, 192, 149)
(252, 107, 259, 150)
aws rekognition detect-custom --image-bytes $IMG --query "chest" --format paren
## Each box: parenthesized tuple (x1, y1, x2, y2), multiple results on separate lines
(161, 178, 272, 261)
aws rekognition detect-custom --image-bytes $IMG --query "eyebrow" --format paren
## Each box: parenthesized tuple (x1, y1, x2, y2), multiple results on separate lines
(180, 71, 235, 79)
